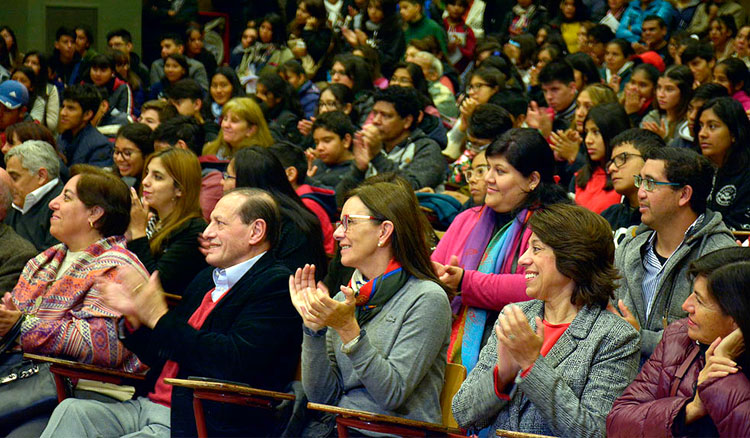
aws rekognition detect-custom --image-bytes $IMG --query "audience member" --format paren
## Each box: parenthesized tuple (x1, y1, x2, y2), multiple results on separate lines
(126, 148, 208, 294)
(57, 84, 113, 166)
(113, 123, 153, 189)
(269, 142, 336, 255)
(74, 25, 97, 62)
(43, 189, 302, 437)
(672, 82, 728, 148)
(574, 102, 631, 213)
(291, 180, 451, 433)
(342, 0, 405, 78)
(280, 59, 319, 119)
(452, 203, 640, 437)
(203, 66, 245, 125)
(336, 86, 446, 197)
(184, 25, 217, 79)
(235, 13, 294, 80)
(708, 15, 737, 61)
(138, 99, 178, 130)
(681, 40, 715, 87)
(641, 65, 693, 144)
(166, 78, 219, 142)
(401, 0, 449, 56)
(111, 49, 146, 115)
(4, 140, 63, 251)
(612, 147, 735, 360)
(432, 128, 571, 370)
(0, 26, 23, 69)
(695, 97, 750, 230)
(0, 80, 29, 136)
(0, 169, 38, 292)
(149, 33, 208, 90)
(623, 63, 660, 127)
(21, 51, 60, 131)
(712, 57, 750, 111)
(687, 0, 744, 37)
(202, 97, 274, 160)
(50, 26, 86, 87)
(608, 247, 750, 437)
(223, 146, 328, 278)
(256, 72, 304, 144)
(87, 53, 134, 121)
(107, 28, 150, 88)
(615, 0, 676, 43)
(602, 128, 664, 236)
(551, 0, 589, 53)
(603, 39, 635, 93)
(443, 0, 477, 72)
(496, 0, 549, 43)
(330, 53, 375, 126)
(148, 53, 191, 101)
(308, 110, 356, 188)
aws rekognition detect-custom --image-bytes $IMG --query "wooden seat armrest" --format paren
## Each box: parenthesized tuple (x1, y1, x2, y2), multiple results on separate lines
(24, 353, 146, 402)
(163, 293, 182, 308)
(163, 377, 294, 401)
(307, 402, 462, 436)
(496, 429, 558, 438)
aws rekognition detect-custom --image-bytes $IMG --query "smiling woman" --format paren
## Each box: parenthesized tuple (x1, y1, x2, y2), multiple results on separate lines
(202, 97, 274, 159)
(453, 203, 640, 437)
(113, 123, 154, 189)
(126, 148, 208, 294)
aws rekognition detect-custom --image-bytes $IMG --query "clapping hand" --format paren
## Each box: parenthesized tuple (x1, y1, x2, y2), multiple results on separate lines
(526, 101, 553, 138)
(432, 255, 463, 291)
(97, 267, 166, 330)
(305, 148, 318, 177)
(549, 129, 581, 163)
(126, 187, 149, 241)
(298, 118, 314, 136)
(0, 293, 21, 337)
(496, 305, 544, 370)
(642, 118, 667, 139)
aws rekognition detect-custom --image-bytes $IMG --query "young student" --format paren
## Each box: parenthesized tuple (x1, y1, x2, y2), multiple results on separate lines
(50, 26, 86, 88)
(280, 59, 320, 119)
(165, 78, 220, 142)
(400, 0, 449, 57)
(550, 0, 588, 53)
(74, 25, 97, 62)
(708, 14, 738, 61)
(573, 102, 631, 214)
(86, 53, 134, 121)
(603, 38, 635, 93)
(307, 110, 355, 188)
(712, 57, 750, 111)
(56, 84, 112, 167)
(681, 40, 715, 86)
(602, 128, 664, 241)
(672, 82, 728, 148)
(269, 143, 336, 255)
(641, 65, 694, 144)
(443, 0, 476, 72)
(149, 33, 208, 90)
(587, 24, 615, 67)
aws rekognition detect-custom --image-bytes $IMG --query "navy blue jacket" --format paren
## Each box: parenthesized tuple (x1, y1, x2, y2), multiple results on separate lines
(57, 124, 113, 167)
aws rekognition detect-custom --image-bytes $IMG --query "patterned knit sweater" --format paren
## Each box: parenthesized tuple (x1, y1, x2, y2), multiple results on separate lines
(12, 236, 147, 372)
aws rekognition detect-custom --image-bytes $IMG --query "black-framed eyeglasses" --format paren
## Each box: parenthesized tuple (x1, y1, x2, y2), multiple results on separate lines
(606, 152, 643, 172)
(463, 165, 489, 181)
(222, 172, 236, 180)
(633, 175, 681, 192)
(113, 149, 139, 159)
(335, 214, 380, 232)
(467, 82, 492, 92)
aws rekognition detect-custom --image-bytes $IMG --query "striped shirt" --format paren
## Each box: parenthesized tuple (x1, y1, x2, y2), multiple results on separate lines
(641, 215, 704, 319)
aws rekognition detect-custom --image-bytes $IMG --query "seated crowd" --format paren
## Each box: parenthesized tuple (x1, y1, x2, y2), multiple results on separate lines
(0, 0, 749, 436)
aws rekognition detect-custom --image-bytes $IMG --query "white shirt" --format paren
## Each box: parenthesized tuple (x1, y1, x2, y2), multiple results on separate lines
(12, 178, 60, 215)
(210, 251, 266, 302)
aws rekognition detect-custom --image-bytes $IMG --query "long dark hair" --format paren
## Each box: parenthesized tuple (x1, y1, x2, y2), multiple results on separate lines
(21, 51, 50, 100)
(258, 72, 304, 118)
(694, 97, 750, 176)
(233, 146, 326, 270)
(202, 66, 245, 120)
(576, 102, 631, 189)
(486, 128, 571, 212)
(657, 65, 694, 138)
(332, 53, 374, 95)
(391, 61, 434, 107)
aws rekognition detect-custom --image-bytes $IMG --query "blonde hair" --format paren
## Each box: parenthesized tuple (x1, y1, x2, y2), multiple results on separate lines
(142, 148, 204, 255)
(202, 97, 273, 158)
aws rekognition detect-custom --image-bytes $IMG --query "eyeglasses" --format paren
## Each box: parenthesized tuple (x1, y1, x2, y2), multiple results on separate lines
(467, 82, 492, 92)
(318, 100, 341, 110)
(463, 165, 489, 181)
(113, 149, 139, 159)
(222, 172, 236, 180)
(633, 175, 682, 192)
(335, 214, 380, 232)
(606, 152, 643, 172)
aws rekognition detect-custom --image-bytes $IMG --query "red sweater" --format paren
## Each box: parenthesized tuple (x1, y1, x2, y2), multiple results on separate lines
(575, 167, 621, 214)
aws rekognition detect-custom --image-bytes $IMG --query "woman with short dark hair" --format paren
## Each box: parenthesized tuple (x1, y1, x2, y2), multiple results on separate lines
(0, 164, 146, 371)
(608, 247, 750, 437)
(453, 203, 640, 437)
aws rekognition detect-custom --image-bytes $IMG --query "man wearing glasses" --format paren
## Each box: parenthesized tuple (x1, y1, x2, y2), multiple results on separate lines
(602, 128, 664, 240)
(611, 147, 735, 362)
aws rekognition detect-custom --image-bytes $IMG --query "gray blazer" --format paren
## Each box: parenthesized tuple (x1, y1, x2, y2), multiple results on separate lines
(452, 300, 640, 438)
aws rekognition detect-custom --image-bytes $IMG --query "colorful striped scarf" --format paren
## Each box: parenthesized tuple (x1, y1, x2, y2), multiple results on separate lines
(448, 207, 530, 372)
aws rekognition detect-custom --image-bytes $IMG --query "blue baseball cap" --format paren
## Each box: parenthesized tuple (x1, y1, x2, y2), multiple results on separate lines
(0, 80, 29, 110)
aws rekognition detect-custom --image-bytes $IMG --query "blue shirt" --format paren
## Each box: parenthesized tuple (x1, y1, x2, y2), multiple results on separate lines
(211, 251, 266, 302)
(616, 0, 677, 42)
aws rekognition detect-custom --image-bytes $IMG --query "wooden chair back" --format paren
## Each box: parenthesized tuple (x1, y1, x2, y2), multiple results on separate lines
(496, 429, 558, 438)
(440, 362, 466, 428)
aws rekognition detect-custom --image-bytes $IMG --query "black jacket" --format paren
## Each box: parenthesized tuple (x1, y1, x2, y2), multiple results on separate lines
(4, 181, 63, 251)
(123, 252, 302, 437)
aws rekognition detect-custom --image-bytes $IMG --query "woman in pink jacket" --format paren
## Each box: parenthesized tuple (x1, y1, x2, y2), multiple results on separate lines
(607, 247, 750, 437)
(432, 128, 571, 371)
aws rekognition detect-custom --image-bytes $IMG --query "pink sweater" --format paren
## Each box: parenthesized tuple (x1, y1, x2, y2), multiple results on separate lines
(432, 206, 531, 311)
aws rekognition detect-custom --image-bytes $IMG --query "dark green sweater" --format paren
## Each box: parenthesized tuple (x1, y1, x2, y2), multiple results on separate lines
(404, 15, 449, 56)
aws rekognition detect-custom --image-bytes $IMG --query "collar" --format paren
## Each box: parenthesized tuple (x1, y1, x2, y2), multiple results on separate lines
(211, 251, 266, 302)
(647, 213, 705, 252)
(12, 178, 60, 214)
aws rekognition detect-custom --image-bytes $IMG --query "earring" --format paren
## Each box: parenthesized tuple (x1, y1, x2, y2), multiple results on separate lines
(88, 219, 94, 228)
(377, 241, 384, 247)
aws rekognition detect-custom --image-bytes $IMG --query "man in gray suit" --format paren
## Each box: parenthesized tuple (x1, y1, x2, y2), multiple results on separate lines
(612, 147, 735, 360)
